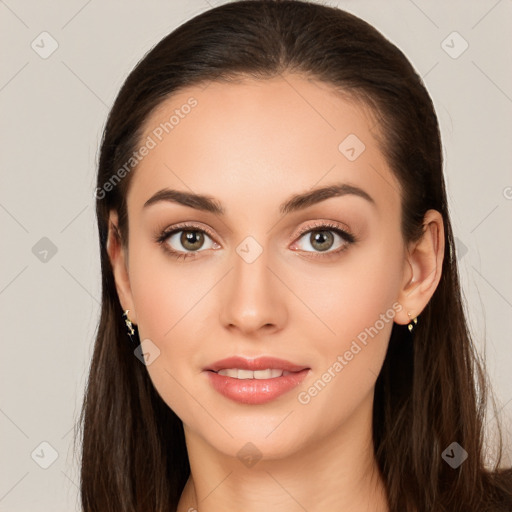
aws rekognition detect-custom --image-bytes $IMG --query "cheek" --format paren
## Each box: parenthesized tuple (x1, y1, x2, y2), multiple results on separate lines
(127, 235, 214, 340)
(288, 251, 401, 438)
(127, 238, 216, 369)
(295, 235, 403, 346)
(126, 243, 212, 422)
(128, 245, 175, 340)
(291, 235, 404, 411)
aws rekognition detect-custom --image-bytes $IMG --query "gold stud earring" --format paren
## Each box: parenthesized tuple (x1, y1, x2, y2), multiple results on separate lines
(407, 311, 418, 332)
(123, 310, 135, 335)
(122, 309, 139, 345)
(122, 309, 138, 345)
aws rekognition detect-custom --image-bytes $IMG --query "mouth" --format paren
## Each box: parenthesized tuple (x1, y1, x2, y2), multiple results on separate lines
(207, 368, 299, 379)
(203, 356, 310, 405)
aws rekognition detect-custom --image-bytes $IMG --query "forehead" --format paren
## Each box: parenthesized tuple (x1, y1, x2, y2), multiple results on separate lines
(128, 74, 401, 216)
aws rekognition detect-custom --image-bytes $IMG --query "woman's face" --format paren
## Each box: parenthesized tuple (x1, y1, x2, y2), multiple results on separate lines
(111, 73, 412, 459)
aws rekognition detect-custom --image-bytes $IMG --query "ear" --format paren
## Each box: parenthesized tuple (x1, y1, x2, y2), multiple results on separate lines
(395, 209, 445, 325)
(107, 210, 137, 324)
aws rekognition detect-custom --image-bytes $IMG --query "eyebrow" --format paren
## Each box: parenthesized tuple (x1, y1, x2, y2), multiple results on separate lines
(143, 182, 376, 215)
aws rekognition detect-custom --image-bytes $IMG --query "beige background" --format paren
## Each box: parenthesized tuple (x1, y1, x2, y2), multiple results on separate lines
(1, 0, 511, 509)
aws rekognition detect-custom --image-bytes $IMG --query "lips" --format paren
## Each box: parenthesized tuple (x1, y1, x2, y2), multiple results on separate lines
(205, 366, 310, 405)
(204, 355, 309, 373)
(203, 356, 311, 404)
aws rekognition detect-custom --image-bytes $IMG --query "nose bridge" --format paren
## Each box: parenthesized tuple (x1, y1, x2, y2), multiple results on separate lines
(219, 235, 286, 333)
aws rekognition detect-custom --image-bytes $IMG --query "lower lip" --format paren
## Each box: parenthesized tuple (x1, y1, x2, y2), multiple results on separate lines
(205, 369, 310, 405)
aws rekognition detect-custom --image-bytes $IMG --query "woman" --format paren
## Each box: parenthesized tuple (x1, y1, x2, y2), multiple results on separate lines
(78, 1, 512, 510)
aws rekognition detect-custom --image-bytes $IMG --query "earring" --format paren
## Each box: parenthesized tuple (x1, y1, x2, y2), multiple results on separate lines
(407, 311, 418, 332)
(122, 309, 139, 345)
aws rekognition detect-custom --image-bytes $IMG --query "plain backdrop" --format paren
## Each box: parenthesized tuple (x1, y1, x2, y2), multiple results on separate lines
(1, 0, 511, 510)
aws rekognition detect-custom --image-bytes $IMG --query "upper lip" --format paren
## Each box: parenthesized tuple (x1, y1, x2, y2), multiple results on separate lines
(204, 356, 309, 373)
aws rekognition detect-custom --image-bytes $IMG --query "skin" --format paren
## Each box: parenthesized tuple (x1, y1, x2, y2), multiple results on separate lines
(107, 73, 444, 512)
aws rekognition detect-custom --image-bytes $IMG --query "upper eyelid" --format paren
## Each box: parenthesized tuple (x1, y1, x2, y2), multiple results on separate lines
(295, 221, 350, 236)
(158, 221, 216, 241)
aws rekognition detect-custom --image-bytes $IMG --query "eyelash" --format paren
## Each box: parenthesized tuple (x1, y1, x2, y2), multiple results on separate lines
(155, 221, 357, 261)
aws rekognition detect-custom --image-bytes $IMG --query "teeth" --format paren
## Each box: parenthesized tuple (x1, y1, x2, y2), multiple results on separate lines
(216, 368, 293, 379)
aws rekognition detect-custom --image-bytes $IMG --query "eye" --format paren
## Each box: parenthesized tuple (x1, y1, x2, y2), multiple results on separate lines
(155, 221, 356, 261)
(291, 221, 356, 257)
(155, 223, 220, 260)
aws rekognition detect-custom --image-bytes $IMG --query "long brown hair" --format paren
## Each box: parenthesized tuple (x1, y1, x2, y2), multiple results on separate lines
(77, 1, 512, 510)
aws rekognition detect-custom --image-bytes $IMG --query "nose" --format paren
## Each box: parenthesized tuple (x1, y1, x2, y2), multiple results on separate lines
(218, 244, 288, 336)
